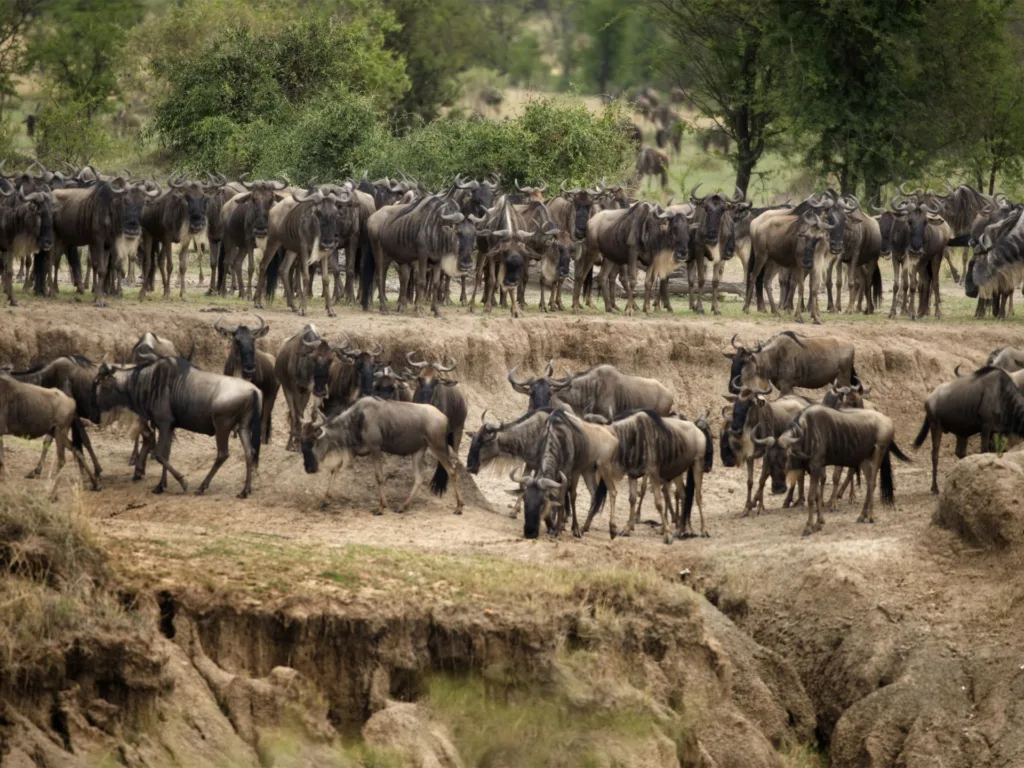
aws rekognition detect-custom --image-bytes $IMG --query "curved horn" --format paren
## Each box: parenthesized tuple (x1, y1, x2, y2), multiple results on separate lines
(406, 351, 429, 369)
(481, 409, 501, 431)
(544, 359, 554, 378)
(870, 195, 886, 214)
(731, 333, 742, 350)
(214, 315, 237, 337)
(437, 356, 457, 373)
(954, 363, 964, 377)
(507, 365, 533, 393)
(752, 382, 772, 396)
(689, 183, 706, 203)
(923, 199, 943, 215)
(271, 177, 289, 191)
(440, 209, 464, 223)
(370, 342, 383, 358)
(510, 467, 529, 487)
(731, 185, 744, 203)
(731, 376, 743, 391)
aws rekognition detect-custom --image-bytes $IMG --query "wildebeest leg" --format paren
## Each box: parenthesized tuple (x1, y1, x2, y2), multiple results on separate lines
(808, 264, 823, 325)
(623, 476, 639, 534)
(151, 426, 188, 494)
(428, 442, 463, 514)
(279, 250, 300, 313)
(740, 457, 755, 517)
(803, 465, 824, 535)
(413, 255, 429, 318)
(0, 435, 5, 479)
(711, 258, 725, 315)
(46, 431, 70, 500)
(368, 450, 390, 514)
(855, 455, 878, 524)
(888, 258, 902, 318)
(246, 249, 256, 299)
(252, 237, 280, 309)
(27, 435, 52, 478)
(944, 249, 960, 284)
(826, 466, 844, 511)
(572, 247, 595, 313)
(195, 429, 230, 496)
(599, 465, 622, 539)
(75, 424, 102, 479)
(319, 250, 335, 318)
(928, 423, 942, 494)
(177, 238, 192, 299)
(1, 250, 16, 307)
(931, 253, 942, 319)
(651, 476, 672, 545)
(693, 463, 708, 537)
(157, 239, 172, 298)
(752, 458, 771, 515)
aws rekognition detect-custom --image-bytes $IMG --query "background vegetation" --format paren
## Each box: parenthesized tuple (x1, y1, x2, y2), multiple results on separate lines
(0, 0, 1022, 199)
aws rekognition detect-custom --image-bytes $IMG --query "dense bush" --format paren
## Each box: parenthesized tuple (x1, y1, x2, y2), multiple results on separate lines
(35, 100, 113, 167)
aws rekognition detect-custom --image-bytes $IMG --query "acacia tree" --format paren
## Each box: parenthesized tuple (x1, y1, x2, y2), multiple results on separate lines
(646, 0, 782, 196)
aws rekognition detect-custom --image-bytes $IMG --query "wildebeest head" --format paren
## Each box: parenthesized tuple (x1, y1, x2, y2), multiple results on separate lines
(338, 339, 383, 397)
(824, 378, 870, 410)
(544, 224, 573, 279)
(300, 407, 363, 475)
(12, 188, 55, 251)
(297, 327, 342, 399)
(114, 178, 161, 238)
(905, 198, 944, 256)
(237, 179, 287, 240)
(561, 182, 601, 239)
(407, 351, 458, 405)
(508, 360, 564, 411)
(292, 187, 344, 252)
(467, 410, 504, 474)
(797, 211, 836, 270)
(167, 172, 209, 233)
(723, 335, 764, 394)
(723, 382, 774, 439)
(91, 361, 129, 422)
(773, 417, 808, 458)
(372, 366, 412, 401)
(215, 315, 269, 381)
(690, 184, 744, 246)
(510, 467, 566, 540)
(653, 203, 693, 264)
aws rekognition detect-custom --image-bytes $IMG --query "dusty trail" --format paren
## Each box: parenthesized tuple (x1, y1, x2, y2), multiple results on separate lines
(3, 297, 1024, 767)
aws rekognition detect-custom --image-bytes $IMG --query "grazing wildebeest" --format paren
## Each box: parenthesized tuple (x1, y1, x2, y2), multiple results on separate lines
(507, 361, 576, 413)
(512, 408, 617, 539)
(4, 355, 105, 480)
(987, 347, 1024, 372)
(216, 315, 278, 445)
(139, 172, 213, 300)
(468, 408, 552, 519)
(725, 332, 858, 396)
(92, 356, 262, 498)
(636, 147, 670, 188)
(0, 372, 99, 498)
(300, 398, 463, 515)
(368, 195, 476, 317)
(547, 364, 673, 419)
(0, 188, 54, 305)
(218, 178, 288, 299)
(253, 187, 345, 317)
(52, 178, 160, 305)
(405, 351, 467, 452)
(319, 339, 383, 417)
(273, 325, 340, 451)
(723, 384, 808, 516)
(913, 365, 1024, 493)
(766, 405, 910, 535)
(586, 410, 713, 543)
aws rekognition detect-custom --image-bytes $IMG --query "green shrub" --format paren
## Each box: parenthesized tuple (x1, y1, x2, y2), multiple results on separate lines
(35, 100, 113, 167)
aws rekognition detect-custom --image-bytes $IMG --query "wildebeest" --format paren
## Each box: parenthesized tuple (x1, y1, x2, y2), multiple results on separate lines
(368, 195, 476, 317)
(0, 371, 99, 498)
(273, 325, 339, 451)
(987, 347, 1024, 372)
(687, 185, 747, 314)
(913, 365, 1024, 493)
(0, 187, 54, 305)
(253, 187, 345, 317)
(468, 408, 552, 519)
(216, 315, 278, 445)
(52, 178, 160, 305)
(966, 204, 1024, 313)
(218, 179, 287, 299)
(587, 410, 713, 543)
(92, 356, 262, 497)
(965, 200, 1018, 318)
(545, 364, 673, 419)
(4, 355, 106, 480)
(895, 196, 951, 319)
(874, 201, 911, 319)
(324, 182, 375, 305)
(722, 385, 808, 516)
(636, 147, 670, 188)
(406, 351, 467, 452)
(766, 405, 909, 535)
(319, 339, 383, 417)
(139, 172, 214, 300)
(725, 332, 857, 396)
(300, 398, 463, 515)
(517, 200, 573, 312)
(200, 173, 234, 295)
(507, 361, 576, 413)
(511, 408, 617, 539)
(371, 366, 414, 402)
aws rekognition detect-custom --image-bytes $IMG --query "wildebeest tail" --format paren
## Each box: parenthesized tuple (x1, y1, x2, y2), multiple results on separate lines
(850, 362, 861, 389)
(589, 478, 608, 520)
(32, 251, 47, 295)
(216, 244, 227, 293)
(699, 421, 714, 472)
(889, 440, 911, 463)
(871, 265, 882, 304)
(683, 466, 696, 528)
(359, 223, 374, 311)
(880, 448, 896, 506)
(71, 418, 86, 451)
(913, 415, 930, 448)
(250, 391, 262, 468)
(430, 454, 450, 496)
(67, 246, 82, 289)
(265, 249, 283, 299)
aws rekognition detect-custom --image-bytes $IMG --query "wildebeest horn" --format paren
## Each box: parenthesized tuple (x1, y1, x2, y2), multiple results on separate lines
(891, 196, 912, 213)
(550, 375, 571, 391)
(437, 356, 457, 373)
(481, 409, 501, 431)
(292, 187, 322, 204)
(214, 315, 237, 337)
(898, 181, 913, 196)
(801, 210, 818, 226)
(253, 314, 266, 333)
(753, 382, 772, 396)
(869, 195, 886, 214)
(507, 365, 533, 393)
(370, 342, 383, 358)
(0, 184, 13, 197)
(689, 183, 706, 203)
(923, 200, 942, 215)
(731, 186, 744, 203)
(168, 171, 185, 189)
(941, 182, 955, 197)
(406, 351, 428, 369)
(751, 432, 775, 447)
(144, 183, 162, 199)
(537, 476, 561, 491)
(510, 467, 529, 487)
(441, 208, 464, 223)
(731, 375, 743, 391)
(271, 177, 289, 191)
(23, 191, 47, 203)
(544, 359, 554, 378)
(954, 363, 964, 377)
(730, 334, 742, 350)
(468, 213, 487, 225)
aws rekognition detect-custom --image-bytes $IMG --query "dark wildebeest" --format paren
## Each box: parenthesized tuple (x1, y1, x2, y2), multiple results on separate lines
(139, 172, 214, 300)
(620, 119, 643, 147)
(52, 178, 160, 305)
(548, 184, 600, 310)
(468, 408, 552, 519)
(4, 355, 105, 481)
(517, 200, 573, 312)
(512, 408, 618, 539)
(965, 200, 1018, 318)
(321, 182, 376, 306)
(507, 361, 576, 413)
(406, 351, 467, 452)
(873, 201, 911, 319)
(546, 364, 673, 419)
(892, 196, 951, 319)
(722, 385, 807, 516)
(0, 188, 54, 305)
(300, 398, 463, 514)
(253, 187, 345, 317)
(0, 372, 99, 498)
(471, 197, 536, 315)
(965, 205, 1024, 317)
(200, 173, 233, 295)
(273, 325, 340, 451)
(219, 179, 288, 299)
(765, 405, 909, 535)
(215, 315, 278, 445)
(687, 184, 748, 314)
(586, 410, 713, 543)
(319, 339, 383, 417)
(913, 366, 1024, 493)
(371, 366, 414, 402)
(725, 332, 858, 396)
(92, 356, 262, 497)
(636, 147, 670, 188)
(367, 195, 476, 317)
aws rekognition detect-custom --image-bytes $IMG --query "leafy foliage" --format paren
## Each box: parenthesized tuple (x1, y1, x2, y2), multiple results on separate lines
(35, 99, 113, 166)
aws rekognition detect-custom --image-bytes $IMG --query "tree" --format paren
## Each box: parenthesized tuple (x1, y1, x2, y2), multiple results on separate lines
(0, 0, 43, 117)
(27, 0, 144, 118)
(647, 0, 782, 197)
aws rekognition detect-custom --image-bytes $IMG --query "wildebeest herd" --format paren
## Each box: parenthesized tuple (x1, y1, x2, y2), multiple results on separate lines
(3, 162, 1024, 323)
(4, 319, 1024, 541)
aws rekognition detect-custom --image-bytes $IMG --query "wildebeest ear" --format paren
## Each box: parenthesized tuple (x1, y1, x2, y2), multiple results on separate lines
(723, 352, 736, 359)
(441, 379, 459, 387)
(254, 325, 270, 338)
(234, 192, 252, 204)
(723, 394, 737, 403)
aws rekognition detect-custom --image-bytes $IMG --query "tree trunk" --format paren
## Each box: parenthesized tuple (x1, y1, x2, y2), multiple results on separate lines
(989, 163, 998, 195)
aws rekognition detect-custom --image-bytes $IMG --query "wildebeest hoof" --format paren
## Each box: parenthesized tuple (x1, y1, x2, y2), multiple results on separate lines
(618, 530, 631, 538)
(194, 487, 207, 496)
(152, 485, 164, 494)
(236, 491, 249, 500)
(25, 469, 40, 479)
(94, 301, 109, 308)
(812, 318, 822, 325)
(701, 531, 710, 538)
(802, 528, 813, 537)
(572, 529, 582, 539)
(453, 508, 462, 515)
(372, 508, 384, 516)
(663, 535, 673, 545)
(327, 310, 336, 318)
(319, 500, 330, 510)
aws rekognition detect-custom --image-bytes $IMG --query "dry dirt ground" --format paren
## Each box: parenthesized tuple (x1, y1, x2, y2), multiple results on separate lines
(3, 288, 1024, 767)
